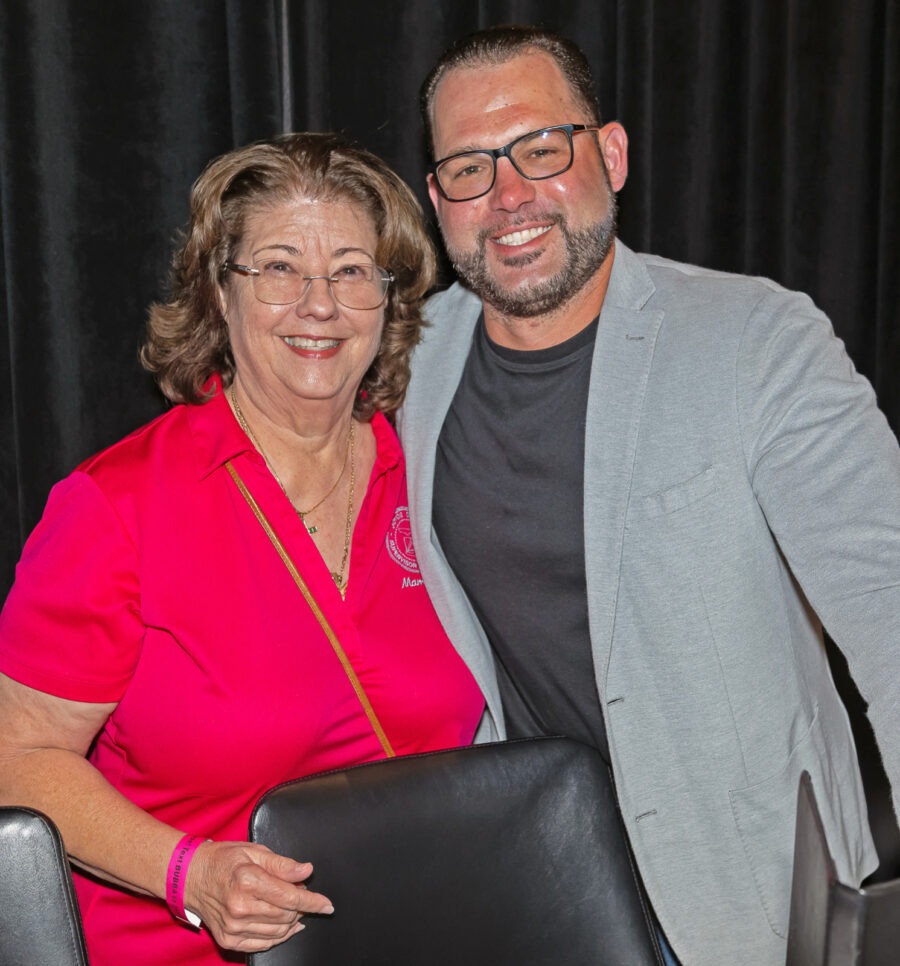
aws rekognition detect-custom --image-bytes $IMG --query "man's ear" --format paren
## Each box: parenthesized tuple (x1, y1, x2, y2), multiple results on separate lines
(598, 122, 629, 192)
(426, 172, 441, 213)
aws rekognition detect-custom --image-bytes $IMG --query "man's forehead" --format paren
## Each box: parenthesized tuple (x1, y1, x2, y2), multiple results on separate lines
(430, 52, 584, 152)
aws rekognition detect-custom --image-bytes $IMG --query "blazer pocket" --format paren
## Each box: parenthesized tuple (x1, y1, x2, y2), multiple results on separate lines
(635, 464, 718, 519)
(728, 707, 818, 939)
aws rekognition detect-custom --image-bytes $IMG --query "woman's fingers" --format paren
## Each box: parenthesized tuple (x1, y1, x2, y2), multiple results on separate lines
(185, 841, 334, 951)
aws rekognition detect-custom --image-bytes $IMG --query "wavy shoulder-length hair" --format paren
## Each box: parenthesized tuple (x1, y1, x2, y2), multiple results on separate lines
(141, 132, 436, 420)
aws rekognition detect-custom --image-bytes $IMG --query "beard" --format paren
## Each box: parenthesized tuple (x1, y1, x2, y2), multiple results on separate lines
(443, 192, 618, 319)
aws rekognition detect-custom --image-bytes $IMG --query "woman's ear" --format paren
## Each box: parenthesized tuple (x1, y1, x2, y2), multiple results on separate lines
(216, 284, 229, 324)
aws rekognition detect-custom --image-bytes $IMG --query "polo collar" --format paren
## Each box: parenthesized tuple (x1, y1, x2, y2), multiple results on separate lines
(185, 376, 401, 481)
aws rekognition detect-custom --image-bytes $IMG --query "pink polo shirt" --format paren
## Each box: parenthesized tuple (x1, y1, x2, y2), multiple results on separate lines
(0, 385, 483, 965)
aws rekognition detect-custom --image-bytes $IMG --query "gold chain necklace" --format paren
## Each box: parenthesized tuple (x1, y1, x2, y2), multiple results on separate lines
(230, 385, 356, 597)
(230, 385, 351, 535)
(332, 425, 356, 597)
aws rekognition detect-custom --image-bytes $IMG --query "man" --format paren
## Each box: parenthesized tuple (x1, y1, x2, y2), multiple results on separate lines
(398, 24, 900, 966)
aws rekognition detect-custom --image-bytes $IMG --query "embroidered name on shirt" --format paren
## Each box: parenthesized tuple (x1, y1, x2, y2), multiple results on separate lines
(402, 576, 424, 589)
(386, 506, 420, 574)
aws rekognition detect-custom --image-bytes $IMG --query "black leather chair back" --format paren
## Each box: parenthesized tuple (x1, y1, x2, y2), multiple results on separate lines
(248, 737, 663, 966)
(786, 772, 900, 965)
(0, 806, 89, 965)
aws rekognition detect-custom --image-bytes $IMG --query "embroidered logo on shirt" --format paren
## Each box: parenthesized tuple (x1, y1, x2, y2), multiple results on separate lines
(386, 506, 420, 574)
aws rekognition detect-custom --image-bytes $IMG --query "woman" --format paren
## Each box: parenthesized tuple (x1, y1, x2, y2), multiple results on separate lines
(0, 133, 485, 964)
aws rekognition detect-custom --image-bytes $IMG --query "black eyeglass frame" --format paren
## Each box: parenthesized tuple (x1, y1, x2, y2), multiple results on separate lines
(429, 123, 601, 202)
(223, 260, 395, 310)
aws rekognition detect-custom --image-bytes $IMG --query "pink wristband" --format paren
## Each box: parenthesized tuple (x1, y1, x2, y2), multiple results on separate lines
(166, 834, 205, 927)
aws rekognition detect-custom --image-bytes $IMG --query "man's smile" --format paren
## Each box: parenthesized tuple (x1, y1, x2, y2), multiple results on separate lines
(493, 224, 552, 247)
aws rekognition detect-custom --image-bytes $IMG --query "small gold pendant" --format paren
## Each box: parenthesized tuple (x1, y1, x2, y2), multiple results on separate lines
(306, 524, 318, 535)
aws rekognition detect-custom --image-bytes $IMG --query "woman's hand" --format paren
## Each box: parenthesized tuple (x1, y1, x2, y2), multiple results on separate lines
(185, 841, 334, 953)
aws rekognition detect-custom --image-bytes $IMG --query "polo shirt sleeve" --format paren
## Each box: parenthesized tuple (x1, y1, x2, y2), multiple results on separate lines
(0, 471, 143, 703)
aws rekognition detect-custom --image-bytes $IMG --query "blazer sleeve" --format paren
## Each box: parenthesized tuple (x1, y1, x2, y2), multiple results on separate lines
(735, 287, 900, 812)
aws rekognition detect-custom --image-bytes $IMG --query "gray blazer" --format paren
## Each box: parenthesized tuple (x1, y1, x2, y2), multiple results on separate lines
(399, 240, 900, 966)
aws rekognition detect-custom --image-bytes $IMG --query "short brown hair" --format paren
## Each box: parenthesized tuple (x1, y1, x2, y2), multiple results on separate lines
(142, 132, 436, 420)
(420, 25, 602, 156)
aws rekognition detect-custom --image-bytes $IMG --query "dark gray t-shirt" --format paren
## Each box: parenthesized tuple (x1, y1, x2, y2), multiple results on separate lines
(433, 315, 609, 761)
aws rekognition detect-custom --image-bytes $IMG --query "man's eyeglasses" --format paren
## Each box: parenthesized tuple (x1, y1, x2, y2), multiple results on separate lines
(223, 257, 394, 311)
(429, 123, 600, 202)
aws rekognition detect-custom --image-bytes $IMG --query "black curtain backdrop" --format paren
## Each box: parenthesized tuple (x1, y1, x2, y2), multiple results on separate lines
(2, 0, 898, 590)
(1, 0, 899, 868)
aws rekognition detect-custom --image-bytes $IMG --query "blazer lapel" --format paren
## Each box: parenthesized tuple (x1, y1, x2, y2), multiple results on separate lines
(400, 286, 504, 735)
(401, 285, 482, 555)
(584, 242, 664, 688)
